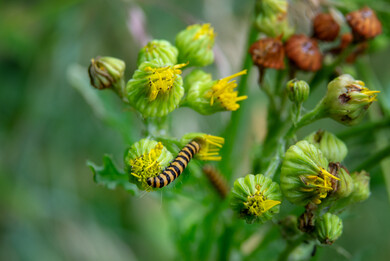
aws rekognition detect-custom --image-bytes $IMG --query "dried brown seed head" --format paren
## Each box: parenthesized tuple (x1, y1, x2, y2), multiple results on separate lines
(249, 37, 285, 70)
(346, 7, 382, 41)
(285, 34, 323, 71)
(313, 13, 340, 42)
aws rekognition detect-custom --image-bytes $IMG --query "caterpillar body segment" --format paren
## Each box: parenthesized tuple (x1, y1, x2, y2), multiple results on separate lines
(147, 140, 200, 188)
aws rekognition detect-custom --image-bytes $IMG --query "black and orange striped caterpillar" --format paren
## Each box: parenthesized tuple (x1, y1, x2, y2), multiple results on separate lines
(147, 140, 200, 188)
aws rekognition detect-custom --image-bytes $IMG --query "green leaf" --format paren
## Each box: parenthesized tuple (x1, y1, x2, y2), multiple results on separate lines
(88, 155, 138, 195)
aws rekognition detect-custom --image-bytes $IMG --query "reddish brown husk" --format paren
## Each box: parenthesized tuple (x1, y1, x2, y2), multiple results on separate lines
(249, 37, 285, 70)
(285, 34, 322, 71)
(313, 13, 340, 42)
(346, 7, 382, 41)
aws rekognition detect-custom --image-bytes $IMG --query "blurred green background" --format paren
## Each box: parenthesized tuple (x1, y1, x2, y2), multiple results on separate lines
(1, 0, 390, 260)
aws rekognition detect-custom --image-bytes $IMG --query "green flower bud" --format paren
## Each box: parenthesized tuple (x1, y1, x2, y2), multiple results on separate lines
(137, 40, 178, 66)
(88, 56, 126, 97)
(126, 59, 186, 117)
(281, 140, 340, 206)
(315, 213, 343, 245)
(321, 74, 380, 126)
(230, 174, 282, 224)
(333, 165, 354, 199)
(286, 79, 310, 103)
(304, 130, 348, 163)
(350, 170, 370, 203)
(255, 0, 287, 15)
(124, 138, 173, 190)
(180, 133, 225, 161)
(183, 69, 247, 115)
(175, 24, 215, 67)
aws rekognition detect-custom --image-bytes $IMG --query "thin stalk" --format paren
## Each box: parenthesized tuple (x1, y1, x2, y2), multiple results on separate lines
(220, 20, 258, 179)
(354, 145, 390, 172)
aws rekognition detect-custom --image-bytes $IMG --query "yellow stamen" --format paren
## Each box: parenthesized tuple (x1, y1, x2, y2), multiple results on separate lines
(244, 187, 281, 217)
(205, 70, 248, 111)
(197, 134, 225, 161)
(145, 63, 187, 101)
(192, 23, 215, 41)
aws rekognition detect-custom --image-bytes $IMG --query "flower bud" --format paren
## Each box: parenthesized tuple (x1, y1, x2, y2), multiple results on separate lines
(126, 59, 186, 117)
(285, 35, 322, 71)
(350, 170, 370, 203)
(334, 166, 354, 199)
(255, 0, 288, 15)
(313, 13, 340, 42)
(180, 133, 225, 161)
(88, 56, 126, 96)
(137, 40, 178, 66)
(304, 130, 347, 163)
(175, 24, 215, 67)
(124, 138, 173, 190)
(183, 69, 247, 115)
(321, 74, 380, 126)
(230, 174, 282, 224)
(281, 140, 340, 206)
(315, 213, 343, 245)
(249, 37, 285, 70)
(286, 79, 310, 103)
(346, 7, 382, 41)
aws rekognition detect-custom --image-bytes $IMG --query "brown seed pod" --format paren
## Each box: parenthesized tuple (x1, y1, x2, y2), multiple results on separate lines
(249, 37, 285, 70)
(285, 34, 323, 72)
(346, 7, 382, 41)
(313, 13, 340, 42)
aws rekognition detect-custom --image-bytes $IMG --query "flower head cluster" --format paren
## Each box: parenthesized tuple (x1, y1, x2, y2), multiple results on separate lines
(281, 140, 340, 206)
(124, 139, 173, 190)
(230, 174, 282, 224)
(183, 69, 247, 115)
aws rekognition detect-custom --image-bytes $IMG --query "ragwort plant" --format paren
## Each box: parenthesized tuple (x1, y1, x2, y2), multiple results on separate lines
(80, 0, 387, 260)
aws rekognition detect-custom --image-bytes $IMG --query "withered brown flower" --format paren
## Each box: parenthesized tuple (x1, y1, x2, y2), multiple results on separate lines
(313, 13, 340, 42)
(249, 37, 285, 70)
(285, 34, 322, 72)
(346, 7, 382, 41)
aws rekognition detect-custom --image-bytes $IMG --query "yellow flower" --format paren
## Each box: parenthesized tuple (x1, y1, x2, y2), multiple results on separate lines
(180, 133, 225, 161)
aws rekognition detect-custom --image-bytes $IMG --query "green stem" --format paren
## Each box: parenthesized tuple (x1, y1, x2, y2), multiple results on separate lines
(337, 117, 390, 139)
(264, 139, 285, 179)
(354, 145, 390, 172)
(220, 20, 258, 179)
(278, 235, 307, 261)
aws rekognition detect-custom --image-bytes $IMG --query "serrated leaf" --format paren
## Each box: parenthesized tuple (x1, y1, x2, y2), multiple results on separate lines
(88, 154, 138, 195)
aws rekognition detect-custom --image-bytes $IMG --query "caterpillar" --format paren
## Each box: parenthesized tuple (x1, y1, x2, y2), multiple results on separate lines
(202, 165, 229, 199)
(147, 140, 200, 188)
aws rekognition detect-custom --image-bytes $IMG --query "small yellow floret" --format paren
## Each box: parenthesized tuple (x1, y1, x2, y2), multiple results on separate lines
(192, 23, 215, 41)
(130, 142, 164, 187)
(244, 185, 281, 216)
(205, 70, 248, 111)
(145, 63, 187, 101)
(197, 135, 225, 161)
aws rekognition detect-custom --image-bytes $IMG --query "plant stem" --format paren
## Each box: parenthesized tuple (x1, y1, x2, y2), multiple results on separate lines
(354, 145, 390, 172)
(219, 19, 258, 179)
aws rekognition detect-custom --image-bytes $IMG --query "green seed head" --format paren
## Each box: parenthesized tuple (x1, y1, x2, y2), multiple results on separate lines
(333, 165, 354, 199)
(175, 24, 215, 67)
(350, 170, 371, 203)
(305, 130, 348, 163)
(230, 174, 282, 224)
(315, 213, 343, 245)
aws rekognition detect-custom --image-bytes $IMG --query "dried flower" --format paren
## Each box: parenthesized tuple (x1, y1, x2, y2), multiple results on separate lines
(313, 13, 340, 42)
(281, 140, 340, 206)
(315, 213, 343, 245)
(230, 174, 282, 224)
(126, 59, 186, 117)
(285, 34, 322, 71)
(137, 40, 178, 66)
(346, 7, 382, 41)
(183, 69, 247, 115)
(175, 24, 215, 67)
(304, 130, 348, 163)
(249, 37, 285, 69)
(124, 138, 173, 190)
